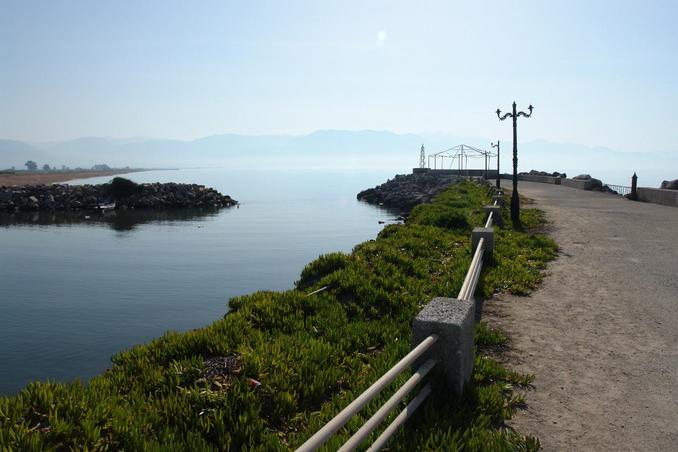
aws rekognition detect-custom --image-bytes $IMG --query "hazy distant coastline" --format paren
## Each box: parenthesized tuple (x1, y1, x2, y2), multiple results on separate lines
(0, 169, 147, 187)
(1, 130, 675, 187)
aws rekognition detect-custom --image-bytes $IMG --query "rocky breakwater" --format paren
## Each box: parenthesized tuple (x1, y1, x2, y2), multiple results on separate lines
(0, 178, 237, 212)
(356, 172, 459, 211)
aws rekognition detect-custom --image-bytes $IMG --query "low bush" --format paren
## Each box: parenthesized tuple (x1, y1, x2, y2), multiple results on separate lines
(0, 180, 555, 451)
(106, 177, 139, 199)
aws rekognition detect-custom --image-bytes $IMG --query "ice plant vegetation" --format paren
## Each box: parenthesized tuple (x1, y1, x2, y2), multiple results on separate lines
(0, 181, 556, 450)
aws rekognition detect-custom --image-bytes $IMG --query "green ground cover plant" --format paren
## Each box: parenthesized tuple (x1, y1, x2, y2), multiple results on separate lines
(0, 181, 557, 451)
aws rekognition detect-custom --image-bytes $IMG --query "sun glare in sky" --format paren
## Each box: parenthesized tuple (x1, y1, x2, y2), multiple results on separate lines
(377, 29, 387, 47)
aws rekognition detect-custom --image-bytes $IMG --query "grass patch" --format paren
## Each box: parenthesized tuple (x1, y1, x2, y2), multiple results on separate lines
(0, 181, 555, 451)
(475, 322, 508, 348)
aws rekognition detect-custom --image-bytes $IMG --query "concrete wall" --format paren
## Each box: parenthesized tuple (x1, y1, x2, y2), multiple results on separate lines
(637, 187, 678, 207)
(413, 168, 499, 178)
(561, 178, 593, 190)
(502, 174, 596, 190)
(499, 173, 562, 184)
(518, 174, 559, 184)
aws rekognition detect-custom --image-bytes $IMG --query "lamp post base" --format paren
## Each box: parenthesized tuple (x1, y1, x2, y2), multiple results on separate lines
(511, 191, 522, 229)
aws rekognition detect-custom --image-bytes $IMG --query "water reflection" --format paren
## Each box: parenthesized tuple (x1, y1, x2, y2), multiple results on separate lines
(0, 208, 224, 232)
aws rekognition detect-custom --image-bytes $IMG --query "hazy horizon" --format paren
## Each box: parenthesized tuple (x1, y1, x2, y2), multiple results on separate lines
(3, 0, 678, 155)
(2, 128, 675, 187)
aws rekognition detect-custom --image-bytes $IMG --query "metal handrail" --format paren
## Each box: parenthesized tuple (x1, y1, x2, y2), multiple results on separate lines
(484, 197, 499, 228)
(605, 184, 631, 196)
(296, 188, 499, 451)
(306, 286, 329, 296)
(337, 359, 437, 451)
(457, 237, 485, 302)
(485, 211, 493, 228)
(296, 335, 438, 452)
(366, 384, 433, 451)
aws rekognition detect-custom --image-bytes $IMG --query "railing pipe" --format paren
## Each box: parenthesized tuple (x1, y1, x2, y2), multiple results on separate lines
(485, 211, 493, 228)
(337, 359, 437, 452)
(365, 384, 433, 452)
(298, 187, 500, 450)
(296, 335, 438, 452)
(457, 238, 485, 301)
(306, 286, 329, 296)
(466, 258, 484, 301)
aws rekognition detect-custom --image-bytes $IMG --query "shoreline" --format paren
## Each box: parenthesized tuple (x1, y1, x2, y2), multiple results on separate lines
(0, 169, 148, 187)
(0, 178, 557, 449)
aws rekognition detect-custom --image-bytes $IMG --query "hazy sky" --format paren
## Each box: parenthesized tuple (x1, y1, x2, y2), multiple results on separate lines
(1, 0, 677, 152)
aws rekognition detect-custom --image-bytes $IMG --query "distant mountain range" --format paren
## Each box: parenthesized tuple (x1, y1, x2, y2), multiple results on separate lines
(1, 130, 675, 186)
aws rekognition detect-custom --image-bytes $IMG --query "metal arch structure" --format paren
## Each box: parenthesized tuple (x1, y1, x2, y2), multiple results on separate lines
(426, 144, 497, 177)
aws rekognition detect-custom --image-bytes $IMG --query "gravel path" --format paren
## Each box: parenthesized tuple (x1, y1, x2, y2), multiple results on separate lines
(484, 181, 678, 451)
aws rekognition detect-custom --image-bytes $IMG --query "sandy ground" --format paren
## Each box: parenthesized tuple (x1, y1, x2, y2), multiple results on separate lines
(0, 170, 142, 187)
(484, 181, 678, 451)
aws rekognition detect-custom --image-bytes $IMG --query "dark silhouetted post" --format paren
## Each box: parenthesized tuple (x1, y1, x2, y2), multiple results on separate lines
(491, 141, 500, 189)
(496, 102, 533, 229)
(631, 172, 638, 200)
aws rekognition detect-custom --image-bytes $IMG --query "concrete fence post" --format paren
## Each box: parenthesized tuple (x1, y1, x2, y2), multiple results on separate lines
(411, 297, 475, 396)
(472, 227, 494, 260)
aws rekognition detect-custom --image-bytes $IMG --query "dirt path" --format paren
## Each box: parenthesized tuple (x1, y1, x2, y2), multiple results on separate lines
(484, 181, 678, 451)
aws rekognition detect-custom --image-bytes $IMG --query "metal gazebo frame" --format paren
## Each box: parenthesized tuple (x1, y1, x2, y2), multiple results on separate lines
(427, 144, 497, 177)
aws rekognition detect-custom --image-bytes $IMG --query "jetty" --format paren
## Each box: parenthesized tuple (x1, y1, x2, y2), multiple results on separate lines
(487, 180, 678, 450)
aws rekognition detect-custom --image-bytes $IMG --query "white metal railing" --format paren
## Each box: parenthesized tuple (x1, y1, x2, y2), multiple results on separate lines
(484, 197, 499, 228)
(296, 336, 438, 452)
(367, 384, 432, 452)
(296, 187, 499, 452)
(338, 359, 437, 451)
(457, 238, 485, 303)
(306, 286, 329, 296)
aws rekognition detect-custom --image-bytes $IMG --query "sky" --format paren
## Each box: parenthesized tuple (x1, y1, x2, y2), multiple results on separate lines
(1, 0, 677, 153)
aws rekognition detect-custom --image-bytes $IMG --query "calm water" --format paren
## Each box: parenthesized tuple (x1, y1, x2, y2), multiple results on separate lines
(0, 169, 399, 395)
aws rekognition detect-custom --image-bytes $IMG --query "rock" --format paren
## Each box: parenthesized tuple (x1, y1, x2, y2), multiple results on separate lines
(357, 172, 460, 211)
(660, 179, 678, 190)
(520, 170, 566, 178)
(573, 174, 591, 180)
(589, 178, 603, 190)
(0, 181, 238, 212)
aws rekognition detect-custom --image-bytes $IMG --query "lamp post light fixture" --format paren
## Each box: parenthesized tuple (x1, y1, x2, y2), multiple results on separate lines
(491, 141, 500, 189)
(496, 102, 533, 229)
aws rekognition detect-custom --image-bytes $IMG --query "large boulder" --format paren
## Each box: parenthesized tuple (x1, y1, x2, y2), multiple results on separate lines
(589, 178, 603, 190)
(573, 174, 591, 180)
(660, 179, 678, 190)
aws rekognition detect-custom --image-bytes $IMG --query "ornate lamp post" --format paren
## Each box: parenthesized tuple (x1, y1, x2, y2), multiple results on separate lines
(491, 141, 500, 189)
(496, 102, 533, 228)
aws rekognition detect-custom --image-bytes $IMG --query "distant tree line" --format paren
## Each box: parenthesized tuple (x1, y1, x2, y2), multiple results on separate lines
(22, 161, 117, 172)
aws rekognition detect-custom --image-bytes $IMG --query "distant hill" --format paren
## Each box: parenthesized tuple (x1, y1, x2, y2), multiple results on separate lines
(0, 131, 675, 186)
(0, 140, 54, 169)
